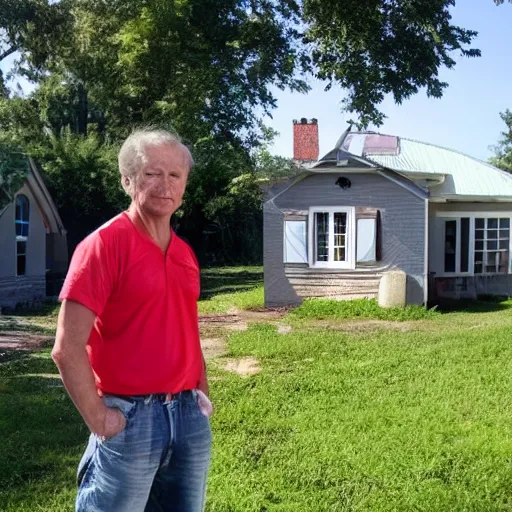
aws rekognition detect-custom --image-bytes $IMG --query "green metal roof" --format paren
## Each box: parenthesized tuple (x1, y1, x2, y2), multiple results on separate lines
(326, 132, 512, 200)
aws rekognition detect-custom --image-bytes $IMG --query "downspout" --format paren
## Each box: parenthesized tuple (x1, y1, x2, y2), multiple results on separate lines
(424, 197, 429, 307)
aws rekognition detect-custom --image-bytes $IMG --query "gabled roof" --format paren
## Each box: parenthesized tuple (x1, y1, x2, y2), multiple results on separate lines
(314, 147, 376, 169)
(27, 158, 66, 235)
(327, 132, 512, 201)
(0, 156, 66, 235)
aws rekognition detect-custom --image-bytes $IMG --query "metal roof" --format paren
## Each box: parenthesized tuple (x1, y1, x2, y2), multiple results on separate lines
(321, 132, 512, 200)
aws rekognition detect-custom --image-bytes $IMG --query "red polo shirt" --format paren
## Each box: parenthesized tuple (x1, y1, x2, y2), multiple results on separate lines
(59, 212, 203, 395)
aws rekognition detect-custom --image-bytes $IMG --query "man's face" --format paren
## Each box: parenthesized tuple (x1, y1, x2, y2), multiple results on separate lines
(133, 143, 190, 218)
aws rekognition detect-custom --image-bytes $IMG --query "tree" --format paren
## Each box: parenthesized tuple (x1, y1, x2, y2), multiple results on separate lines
(0, 0, 72, 74)
(30, 129, 129, 251)
(1, 0, 511, 263)
(304, 0, 483, 127)
(2, 1, 511, 132)
(490, 110, 512, 173)
(0, 139, 29, 210)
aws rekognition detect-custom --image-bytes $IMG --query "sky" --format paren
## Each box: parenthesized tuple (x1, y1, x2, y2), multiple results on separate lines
(264, 1, 512, 162)
(2, 2, 511, 163)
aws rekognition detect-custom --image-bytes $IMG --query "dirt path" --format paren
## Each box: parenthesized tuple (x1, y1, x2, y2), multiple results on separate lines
(199, 308, 289, 376)
(0, 331, 54, 351)
(0, 308, 290, 375)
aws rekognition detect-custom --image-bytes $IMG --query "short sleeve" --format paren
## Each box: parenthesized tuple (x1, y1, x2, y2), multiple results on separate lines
(59, 232, 116, 317)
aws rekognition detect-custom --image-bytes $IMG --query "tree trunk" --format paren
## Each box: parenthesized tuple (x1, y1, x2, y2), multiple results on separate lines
(76, 82, 88, 135)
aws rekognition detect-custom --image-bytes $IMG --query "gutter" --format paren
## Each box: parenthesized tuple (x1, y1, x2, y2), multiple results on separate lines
(424, 197, 429, 307)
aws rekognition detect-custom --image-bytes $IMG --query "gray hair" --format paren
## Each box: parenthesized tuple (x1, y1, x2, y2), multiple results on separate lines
(118, 128, 194, 198)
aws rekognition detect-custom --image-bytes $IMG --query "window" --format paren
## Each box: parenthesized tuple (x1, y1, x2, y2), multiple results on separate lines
(444, 220, 457, 273)
(441, 214, 511, 275)
(315, 212, 329, 262)
(309, 207, 355, 268)
(474, 217, 509, 274)
(15, 195, 29, 276)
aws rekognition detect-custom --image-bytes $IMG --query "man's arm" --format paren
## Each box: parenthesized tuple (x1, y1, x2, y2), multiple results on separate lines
(52, 299, 125, 438)
(197, 354, 209, 396)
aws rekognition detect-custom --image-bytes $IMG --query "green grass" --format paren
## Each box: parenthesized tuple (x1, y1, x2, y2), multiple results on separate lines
(198, 286, 264, 314)
(198, 266, 264, 314)
(0, 301, 60, 335)
(207, 314, 512, 511)
(5, 272, 512, 510)
(0, 351, 88, 511)
(290, 297, 439, 321)
(200, 266, 263, 299)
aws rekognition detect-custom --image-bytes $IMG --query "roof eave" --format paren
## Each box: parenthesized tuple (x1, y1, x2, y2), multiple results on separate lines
(430, 195, 512, 203)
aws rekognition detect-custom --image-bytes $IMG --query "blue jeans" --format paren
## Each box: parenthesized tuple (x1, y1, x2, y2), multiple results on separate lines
(76, 390, 212, 512)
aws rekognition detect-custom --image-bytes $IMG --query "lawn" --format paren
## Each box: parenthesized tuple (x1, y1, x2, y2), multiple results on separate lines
(2, 269, 512, 510)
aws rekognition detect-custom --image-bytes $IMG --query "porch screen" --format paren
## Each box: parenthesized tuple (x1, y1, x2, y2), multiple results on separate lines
(474, 218, 509, 274)
(442, 216, 511, 275)
(444, 218, 470, 274)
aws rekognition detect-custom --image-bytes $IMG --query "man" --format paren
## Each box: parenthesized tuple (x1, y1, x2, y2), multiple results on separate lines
(52, 128, 212, 512)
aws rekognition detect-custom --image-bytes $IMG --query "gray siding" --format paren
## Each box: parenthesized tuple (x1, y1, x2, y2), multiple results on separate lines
(0, 185, 47, 308)
(264, 201, 302, 306)
(264, 173, 426, 306)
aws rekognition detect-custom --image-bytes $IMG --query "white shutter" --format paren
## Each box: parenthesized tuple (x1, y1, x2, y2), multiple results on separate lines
(284, 220, 307, 263)
(357, 218, 376, 262)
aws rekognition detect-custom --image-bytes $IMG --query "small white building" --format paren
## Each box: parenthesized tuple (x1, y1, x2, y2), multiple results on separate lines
(0, 158, 67, 310)
(264, 128, 512, 306)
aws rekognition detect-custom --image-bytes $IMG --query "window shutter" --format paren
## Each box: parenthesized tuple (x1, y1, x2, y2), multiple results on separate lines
(284, 220, 307, 263)
(355, 207, 381, 263)
(357, 218, 377, 263)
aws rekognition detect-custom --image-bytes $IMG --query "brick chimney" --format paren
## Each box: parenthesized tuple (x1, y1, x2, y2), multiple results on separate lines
(293, 118, 319, 162)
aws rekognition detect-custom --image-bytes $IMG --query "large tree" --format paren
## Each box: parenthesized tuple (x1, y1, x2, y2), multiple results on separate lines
(1, 0, 511, 263)
(0, 0, 72, 74)
(4, 0, 509, 135)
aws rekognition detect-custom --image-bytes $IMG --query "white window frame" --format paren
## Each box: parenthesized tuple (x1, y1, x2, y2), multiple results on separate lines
(308, 207, 356, 269)
(436, 211, 512, 277)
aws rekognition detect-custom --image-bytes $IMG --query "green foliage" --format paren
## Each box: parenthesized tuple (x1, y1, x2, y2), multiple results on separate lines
(0, 0, 72, 71)
(254, 146, 301, 184)
(176, 137, 261, 264)
(2, 0, 505, 133)
(304, 0, 481, 128)
(198, 285, 264, 314)
(0, 139, 29, 210)
(31, 129, 129, 250)
(490, 109, 512, 173)
(0, 96, 45, 147)
(202, 173, 263, 265)
(290, 297, 439, 321)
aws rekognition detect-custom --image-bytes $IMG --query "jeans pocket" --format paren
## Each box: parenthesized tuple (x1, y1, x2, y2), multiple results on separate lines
(195, 389, 213, 419)
(101, 395, 138, 440)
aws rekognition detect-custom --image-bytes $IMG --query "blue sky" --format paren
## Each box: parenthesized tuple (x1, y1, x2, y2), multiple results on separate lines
(2, 2, 511, 163)
(265, 2, 512, 162)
